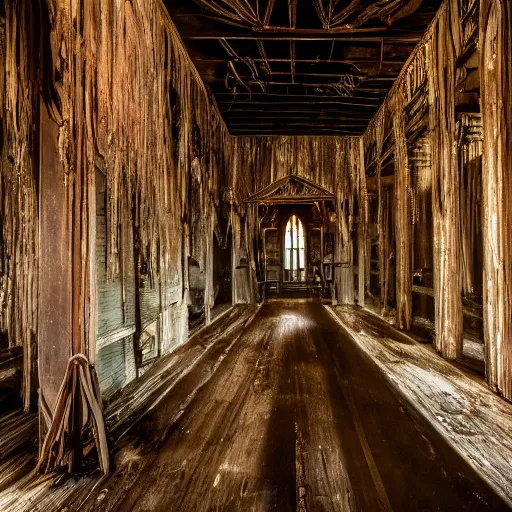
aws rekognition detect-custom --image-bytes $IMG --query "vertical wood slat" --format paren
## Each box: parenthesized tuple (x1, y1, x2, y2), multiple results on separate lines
(358, 137, 367, 307)
(334, 139, 362, 305)
(480, 0, 512, 400)
(1, 1, 40, 412)
(391, 85, 413, 330)
(38, 107, 73, 421)
(458, 114, 483, 297)
(364, 108, 387, 314)
(427, 4, 463, 360)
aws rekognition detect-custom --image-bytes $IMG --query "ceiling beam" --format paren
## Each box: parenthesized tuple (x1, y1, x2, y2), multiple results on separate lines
(221, 108, 378, 115)
(193, 57, 409, 65)
(222, 112, 373, 119)
(182, 31, 422, 43)
(216, 99, 381, 106)
(167, 0, 442, 137)
(226, 124, 369, 129)
(227, 119, 369, 125)
(230, 128, 365, 134)
(209, 78, 395, 87)
(213, 91, 388, 96)
(263, 0, 275, 26)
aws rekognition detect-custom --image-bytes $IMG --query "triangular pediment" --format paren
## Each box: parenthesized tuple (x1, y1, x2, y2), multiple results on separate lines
(244, 175, 334, 204)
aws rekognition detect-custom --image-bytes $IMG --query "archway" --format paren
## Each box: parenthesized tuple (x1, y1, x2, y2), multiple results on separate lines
(244, 175, 336, 299)
(284, 214, 305, 282)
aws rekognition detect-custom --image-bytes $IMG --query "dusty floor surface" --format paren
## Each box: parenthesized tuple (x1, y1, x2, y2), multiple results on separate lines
(75, 300, 508, 512)
(329, 304, 512, 507)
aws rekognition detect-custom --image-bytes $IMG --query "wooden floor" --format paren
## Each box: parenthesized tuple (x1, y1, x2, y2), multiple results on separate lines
(76, 301, 507, 511)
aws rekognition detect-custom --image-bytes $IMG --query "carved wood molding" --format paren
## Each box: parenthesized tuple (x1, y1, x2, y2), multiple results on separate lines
(245, 174, 335, 203)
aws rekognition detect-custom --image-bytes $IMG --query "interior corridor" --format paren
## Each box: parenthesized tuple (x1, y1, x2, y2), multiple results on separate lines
(72, 302, 506, 511)
(2, 0, 512, 509)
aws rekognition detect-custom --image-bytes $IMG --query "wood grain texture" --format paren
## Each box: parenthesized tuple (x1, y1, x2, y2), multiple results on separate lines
(427, 1, 463, 360)
(2, 302, 507, 511)
(0, 0, 40, 412)
(480, 0, 512, 401)
(391, 85, 413, 330)
(166, 0, 443, 135)
(229, 136, 366, 305)
(329, 304, 512, 507)
(362, 0, 467, 361)
(31, 0, 241, 474)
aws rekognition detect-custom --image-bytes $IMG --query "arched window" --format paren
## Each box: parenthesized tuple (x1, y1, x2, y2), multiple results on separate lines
(284, 215, 305, 281)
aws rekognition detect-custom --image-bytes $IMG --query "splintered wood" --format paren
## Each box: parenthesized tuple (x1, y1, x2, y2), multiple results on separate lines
(390, 86, 412, 330)
(362, 0, 485, 366)
(427, 1, 463, 360)
(1, 0, 238, 476)
(0, 0, 39, 412)
(36, 355, 109, 476)
(479, 0, 512, 400)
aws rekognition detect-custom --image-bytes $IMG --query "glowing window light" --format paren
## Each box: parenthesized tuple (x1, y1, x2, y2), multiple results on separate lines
(284, 215, 305, 280)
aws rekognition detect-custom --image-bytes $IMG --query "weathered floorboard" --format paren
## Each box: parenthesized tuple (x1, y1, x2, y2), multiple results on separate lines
(27, 301, 508, 512)
(329, 304, 512, 507)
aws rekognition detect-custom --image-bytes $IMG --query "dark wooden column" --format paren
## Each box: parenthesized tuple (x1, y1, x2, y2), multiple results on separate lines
(480, 0, 512, 400)
(38, 106, 73, 426)
(38, 0, 98, 445)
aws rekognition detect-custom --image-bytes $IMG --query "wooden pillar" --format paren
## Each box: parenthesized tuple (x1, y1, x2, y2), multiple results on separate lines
(426, 7, 463, 360)
(391, 87, 412, 330)
(231, 206, 251, 304)
(480, 0, 512, 399)
(368, 109, 389, 315)
(357, 138, 367, 307)
(458, 114, 483, 297)
(333, 140, 356, 305)
(37, 1, 102, 470)
(38, 107, 73, 425)
(334, 200, 354, 305)
(204, 212, 214, 325)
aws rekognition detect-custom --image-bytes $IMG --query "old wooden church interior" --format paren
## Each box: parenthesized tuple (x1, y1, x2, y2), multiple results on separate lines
(1, 0, 512, 510)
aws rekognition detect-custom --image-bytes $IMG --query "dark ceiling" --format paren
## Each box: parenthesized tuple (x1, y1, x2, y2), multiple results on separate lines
(166, 0, 442, 136)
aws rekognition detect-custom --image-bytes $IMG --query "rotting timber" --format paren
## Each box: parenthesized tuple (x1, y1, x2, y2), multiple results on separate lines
(0, 0, 512, 510)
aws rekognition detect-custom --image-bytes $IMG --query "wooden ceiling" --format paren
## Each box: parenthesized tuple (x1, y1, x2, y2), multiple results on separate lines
(166, 0, 442, 136)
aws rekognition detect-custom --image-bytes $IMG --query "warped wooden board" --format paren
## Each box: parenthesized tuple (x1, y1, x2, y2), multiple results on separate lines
(104, 304, 260, 439)
(76, 302, 507, 511)
(327, 304, 512, 507)
(0, 305, 259, 512)
(3, 301, 506, 511)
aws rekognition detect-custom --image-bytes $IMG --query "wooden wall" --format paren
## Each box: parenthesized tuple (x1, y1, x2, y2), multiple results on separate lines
(0, 0, 239, 425)
(480, 0, 512, 401)
(362, 0, 512, 401)
(0, 0, 41, 412)
(35, 0, 237, 409)
(2, 0, 511, 439)
(232, 136, 367, 305)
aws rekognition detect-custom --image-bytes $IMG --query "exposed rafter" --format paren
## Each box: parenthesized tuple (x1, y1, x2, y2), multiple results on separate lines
(166, 0, 442, 134)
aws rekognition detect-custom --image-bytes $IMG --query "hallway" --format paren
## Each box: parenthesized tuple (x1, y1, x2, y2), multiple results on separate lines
(3, 0, 512, 509)
(80, 302, 507, 511)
